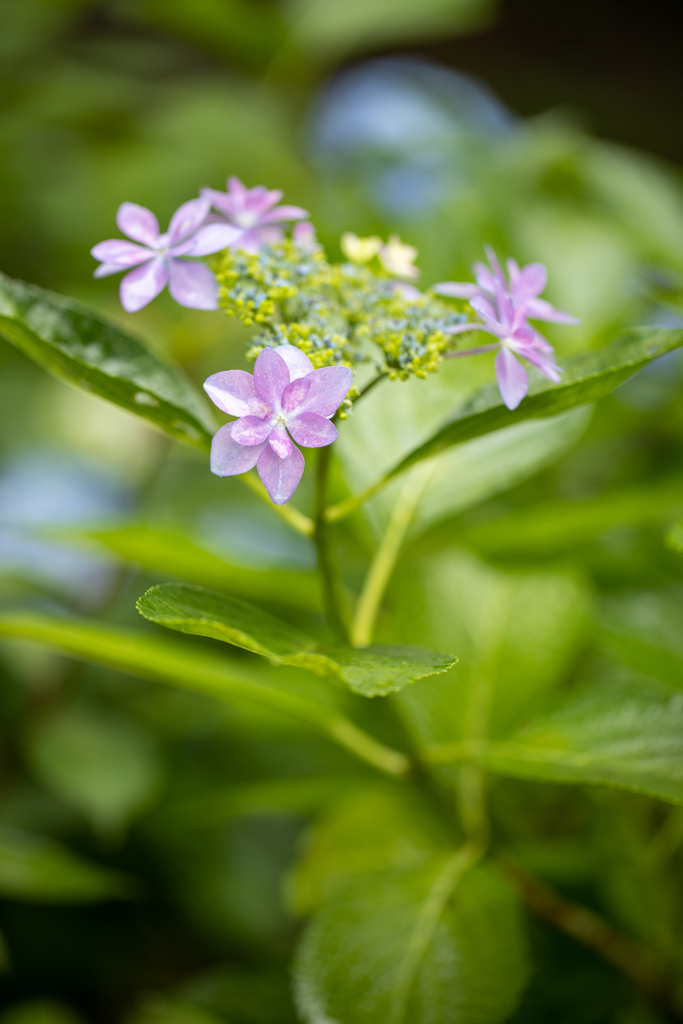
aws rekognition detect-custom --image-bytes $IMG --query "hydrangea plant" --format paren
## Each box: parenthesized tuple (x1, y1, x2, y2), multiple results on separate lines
(2, 175, 683, 1024)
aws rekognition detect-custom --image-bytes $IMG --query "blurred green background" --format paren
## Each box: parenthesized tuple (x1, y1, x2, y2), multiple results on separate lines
(3, 1, 683, 1022)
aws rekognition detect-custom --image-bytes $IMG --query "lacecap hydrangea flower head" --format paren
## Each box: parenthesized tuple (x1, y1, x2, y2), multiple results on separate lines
(92, 176, 579, 503)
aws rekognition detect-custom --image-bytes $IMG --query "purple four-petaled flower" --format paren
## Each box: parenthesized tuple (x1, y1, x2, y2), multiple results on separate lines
(204, 345, 352, 505)
(201, 176, 309, 254)
(91, 198, 239, 312)
(435, 247, 579, 410)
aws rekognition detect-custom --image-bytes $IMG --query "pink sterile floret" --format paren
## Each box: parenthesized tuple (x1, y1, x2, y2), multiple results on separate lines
(201, 176, 309, 254)
(434, 247, 579, 411)
(91, 198, 239, 312)
(204, 346, 353, 505)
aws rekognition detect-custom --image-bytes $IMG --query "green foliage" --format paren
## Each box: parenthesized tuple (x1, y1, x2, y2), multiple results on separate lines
(125, 997, 222, 1024)
(393, 549, 590, 746)
(0, 612, 410, 775)
(294, 857, 529, 1024)
(64, 525, 321, 611)
(0, 274, 215, 451)
(477, 676, 683, 804)
(287, 783, 456, 914)
(0, 1002, 83, 1024)
(385, 328, 683, 481)
(0, 828, 132, 903)
(337, 360, 592, 538)
(137, 583, 457, 697)
(25, 704, 162, 833)
(599, 590, 683, 690)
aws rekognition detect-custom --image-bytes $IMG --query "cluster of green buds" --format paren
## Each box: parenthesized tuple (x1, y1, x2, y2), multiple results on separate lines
(210, 229, 471, 380)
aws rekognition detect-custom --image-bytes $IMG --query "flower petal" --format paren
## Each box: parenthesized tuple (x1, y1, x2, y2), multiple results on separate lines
(275, 344, 314, 382)
(472, 261, 496, 294)
(168, 259, 218, 310)
(287, 412, 338, 448)
(204, 369, 266, 418)
(233, 226, 283, 252)
(90, 239, 152, 267)
(495, 348, 528, 410)
(260, 204, 309, 224)
(525, 297, 580, 324)
(514, 262, 547, 300)
(119, 258, 168, 312)
(257, 444, 304, 505)
(282, 376, 311, 413)
(116, 203, 160, 246)
(94, 262, 128, 278)
(183, 223, 242, 256)
(470, 296, 504, 335)
(253, 348, 290, 411)
(294, 366, 353, 418)
(230, 415, 273, 446)
(167, 197, 211, 245)
(268, 422, 294, 459)
(433, 282, 480, 298)
(210, 423, 266, 476)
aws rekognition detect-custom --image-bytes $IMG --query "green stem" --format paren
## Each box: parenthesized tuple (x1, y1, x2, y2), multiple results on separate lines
(241, 471, 314, 536)
(324, 477, 386, 524)
(351, 462, 435, 647)
(315, 444, 350, 644)
(327, 717, 410, 777)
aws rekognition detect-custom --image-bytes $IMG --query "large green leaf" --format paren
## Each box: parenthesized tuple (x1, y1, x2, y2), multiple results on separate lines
(0, 613, 409, 777)
(0, 273, 215, 450)
(333, 329, 683, 516)
(428, 676, 683, 805)
(461, 474, 683, 558)
(26, 705, 162, 833)
(599, 591, 683, 691)
(0, 827, 132, 902)
(137, 583, 457, 698)
(391, 549, 590, 750)
(335, 358, 589, 536)
(293, 856, 529, 1024)
(287, 783, 455, 916)
(60, 525, 321, 612)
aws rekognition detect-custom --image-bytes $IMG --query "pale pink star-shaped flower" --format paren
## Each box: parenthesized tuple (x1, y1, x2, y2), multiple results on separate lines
(434, 248, 579, 410)
(91, 198, 239, 312)
(201, 177, 309, 254)
(204, 346, 352, 505)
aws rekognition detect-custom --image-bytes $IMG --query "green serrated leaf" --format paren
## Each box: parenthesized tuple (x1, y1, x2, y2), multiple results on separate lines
(136, 582, 315, 658)
(136, 583, 457, 697)
(0, 273, 215, 450)
(0, 827, 133, 903)
(293, 856, 529, 1024)
(428, 677, 683, 804)
(59, 525, 321, 611)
